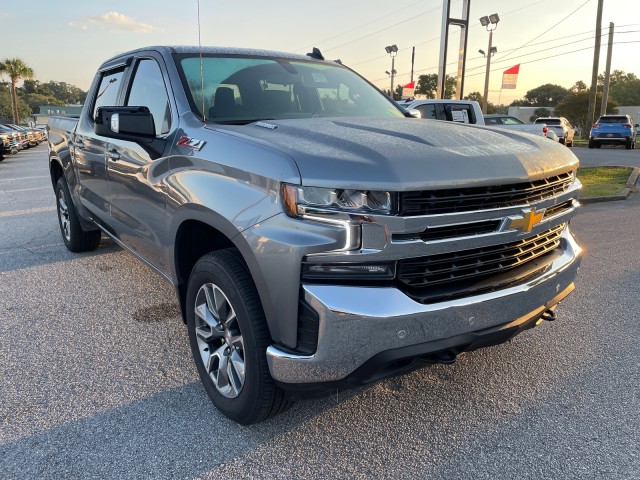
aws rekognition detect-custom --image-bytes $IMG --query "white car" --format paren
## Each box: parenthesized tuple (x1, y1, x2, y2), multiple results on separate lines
(534, 117, 575, 146)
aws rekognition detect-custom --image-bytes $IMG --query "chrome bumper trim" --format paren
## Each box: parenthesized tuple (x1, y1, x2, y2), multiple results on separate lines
(267, 227, 582, 384)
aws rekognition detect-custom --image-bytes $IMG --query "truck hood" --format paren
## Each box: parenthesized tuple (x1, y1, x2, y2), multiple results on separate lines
(210, 117, 579, 190)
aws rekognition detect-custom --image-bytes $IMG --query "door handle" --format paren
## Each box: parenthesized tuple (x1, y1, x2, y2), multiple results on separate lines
(106, 149, 120, 161)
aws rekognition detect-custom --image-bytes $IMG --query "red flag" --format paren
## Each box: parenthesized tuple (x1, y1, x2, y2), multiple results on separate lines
(502, 64, 520, 89)
(402, 81, 416, 99)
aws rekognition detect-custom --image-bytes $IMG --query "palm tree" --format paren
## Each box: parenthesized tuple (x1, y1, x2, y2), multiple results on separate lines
(0, 58, 34, 123)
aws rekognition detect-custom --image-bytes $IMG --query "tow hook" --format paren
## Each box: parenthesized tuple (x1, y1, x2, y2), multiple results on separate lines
(540, 309, 557, 322)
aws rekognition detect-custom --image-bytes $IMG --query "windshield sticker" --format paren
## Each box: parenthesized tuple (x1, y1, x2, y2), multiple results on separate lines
(311, 73, 328, 83)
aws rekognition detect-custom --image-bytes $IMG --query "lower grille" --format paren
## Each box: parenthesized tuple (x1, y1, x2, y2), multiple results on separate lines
(397, 224, 565, 301)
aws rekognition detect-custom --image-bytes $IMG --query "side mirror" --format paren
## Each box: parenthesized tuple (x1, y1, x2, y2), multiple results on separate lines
(404, 108, 421, 118)
(95, 106, 155, 142)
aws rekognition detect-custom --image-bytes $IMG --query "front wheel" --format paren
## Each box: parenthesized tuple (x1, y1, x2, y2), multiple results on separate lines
(186, 249, 291, 424)
(55, 177, 101, 252)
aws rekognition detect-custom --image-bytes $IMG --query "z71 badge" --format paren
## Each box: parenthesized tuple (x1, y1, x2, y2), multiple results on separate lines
(176, 135, 206, 151)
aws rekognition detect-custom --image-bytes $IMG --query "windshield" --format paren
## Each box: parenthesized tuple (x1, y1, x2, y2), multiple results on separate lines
(597, 116, 627, 123)
(175, 55, 404, 124)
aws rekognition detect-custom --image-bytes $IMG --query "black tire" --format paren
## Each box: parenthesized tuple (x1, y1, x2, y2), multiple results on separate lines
(588, 140, 594, 149)
(186, 249, 291, 424)
(55, 177, 101, 252)
(625, 139, 632, 150)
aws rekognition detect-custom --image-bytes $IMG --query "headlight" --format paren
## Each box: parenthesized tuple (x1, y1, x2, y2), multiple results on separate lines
(281, 184, 394, 217)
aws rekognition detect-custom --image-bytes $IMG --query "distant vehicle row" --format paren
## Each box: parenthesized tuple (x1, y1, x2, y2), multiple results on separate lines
(397, 99, 571, 145)
(0, 124, 47, 161)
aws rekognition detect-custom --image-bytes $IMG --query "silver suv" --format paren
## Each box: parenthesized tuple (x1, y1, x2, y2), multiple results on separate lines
(534, 117, 575, 146)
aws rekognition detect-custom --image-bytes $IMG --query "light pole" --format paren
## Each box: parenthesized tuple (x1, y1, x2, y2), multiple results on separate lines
(385, 45, 398, 99)
(479, 13, 500, 114)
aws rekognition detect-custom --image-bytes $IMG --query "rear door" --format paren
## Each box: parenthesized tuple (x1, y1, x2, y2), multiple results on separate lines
(74, 65, 127, 225)
(106, 53, 176, 272)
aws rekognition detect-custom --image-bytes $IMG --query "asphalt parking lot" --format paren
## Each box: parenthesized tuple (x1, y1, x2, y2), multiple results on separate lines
(1, 146, 639, 479)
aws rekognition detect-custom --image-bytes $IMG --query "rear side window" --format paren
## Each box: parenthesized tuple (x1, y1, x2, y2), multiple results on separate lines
(126, 59, 171, 136)
(443, 103, 475, 124)
(92, 68, 125, 121)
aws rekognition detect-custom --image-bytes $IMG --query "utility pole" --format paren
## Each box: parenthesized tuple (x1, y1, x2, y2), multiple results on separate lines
(410, 46, 415, 83)
(587, 0, 603, 128)
(600, 22, 614, 116)
(482, 30, 494, 114)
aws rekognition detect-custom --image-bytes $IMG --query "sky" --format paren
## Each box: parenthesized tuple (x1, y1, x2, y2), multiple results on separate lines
(0, 0, 638, 105)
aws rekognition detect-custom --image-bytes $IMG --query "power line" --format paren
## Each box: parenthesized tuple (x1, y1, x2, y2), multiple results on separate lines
(496, 0, 592, 64)
(465, 40, 640, 78)
(296, 0, 427, 53)
(464, 29, 640, 74)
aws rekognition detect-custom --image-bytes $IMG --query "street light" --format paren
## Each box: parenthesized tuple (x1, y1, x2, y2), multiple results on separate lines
(385, 44, 398, 98)
(480, 13, 500, 113)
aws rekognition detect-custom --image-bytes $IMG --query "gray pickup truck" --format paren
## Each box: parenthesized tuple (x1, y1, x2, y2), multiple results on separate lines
(47, 46, 583, 424)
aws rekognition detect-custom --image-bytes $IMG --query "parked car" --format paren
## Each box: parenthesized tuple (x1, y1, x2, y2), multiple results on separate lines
(403, 99, 485, 125)
(545, 129, 560, 142)
(0, 124, 27, 150)
(533, 117, 574, 146)
(4, 124, 41, 146)
(484, 114, 548, 138)
(588, 114, 637, 149)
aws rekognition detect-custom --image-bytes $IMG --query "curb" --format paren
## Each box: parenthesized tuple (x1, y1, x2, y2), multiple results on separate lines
(580, 166, 640, 204)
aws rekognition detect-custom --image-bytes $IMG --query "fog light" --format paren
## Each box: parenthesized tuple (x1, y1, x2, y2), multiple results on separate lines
(302, 263, 395, 281)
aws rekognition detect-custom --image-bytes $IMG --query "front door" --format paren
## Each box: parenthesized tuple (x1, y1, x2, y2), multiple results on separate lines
(106, 56, 174, 272)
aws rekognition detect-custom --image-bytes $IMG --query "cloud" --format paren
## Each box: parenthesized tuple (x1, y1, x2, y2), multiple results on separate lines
(69, 11, 163, 33)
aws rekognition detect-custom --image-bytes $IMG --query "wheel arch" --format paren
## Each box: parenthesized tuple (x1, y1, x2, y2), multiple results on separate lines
(172, 212, 283, 344)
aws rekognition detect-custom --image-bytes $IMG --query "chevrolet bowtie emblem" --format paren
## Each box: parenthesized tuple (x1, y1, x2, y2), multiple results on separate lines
(509, 208, 544, 233)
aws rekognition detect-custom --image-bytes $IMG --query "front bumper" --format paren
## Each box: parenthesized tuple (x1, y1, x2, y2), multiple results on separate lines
(267, 227, 582, 385)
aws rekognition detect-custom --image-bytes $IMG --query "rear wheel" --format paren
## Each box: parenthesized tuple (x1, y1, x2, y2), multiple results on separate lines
(626, 139, 632, 150)
(186, 249, 291, 424)
(588, 140, 594, 149)
(55, 177, 101, 252)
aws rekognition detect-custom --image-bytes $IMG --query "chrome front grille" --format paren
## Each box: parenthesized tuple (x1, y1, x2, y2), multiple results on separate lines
(396, 223, 565, 296)
(399, 171, 574, 216)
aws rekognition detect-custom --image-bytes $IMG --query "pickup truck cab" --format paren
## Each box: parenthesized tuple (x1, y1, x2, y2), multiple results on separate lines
(47, 46, 583, 424)
(402, 99, 485, 125)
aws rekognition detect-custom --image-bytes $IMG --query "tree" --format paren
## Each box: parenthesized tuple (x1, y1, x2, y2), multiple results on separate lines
(529, 107, 552, 122)
(0, 58, 34, 123)
(463, 91, 498, 114)
(0, 89, 31, 122)
(415, 74, 456, 99)
(510, 83, 568, 107)
(599, 70, 640, 105)
(524, 83, 568, 106)
(555, 91, 618, 138)
(40, 81, 87, 104)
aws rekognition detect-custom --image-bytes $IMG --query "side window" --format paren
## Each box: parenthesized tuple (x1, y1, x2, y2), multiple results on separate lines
(443, 104, 473, 124)
(416, 104, 436, 120)
(126, 59, 171, 136)
(93, 68, 124, 121)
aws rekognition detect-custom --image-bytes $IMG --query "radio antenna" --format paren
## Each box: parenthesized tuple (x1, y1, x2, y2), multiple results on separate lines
(197, 0, 206, 121)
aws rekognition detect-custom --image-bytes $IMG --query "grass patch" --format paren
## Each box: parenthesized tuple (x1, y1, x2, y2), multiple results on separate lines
(577, 166, 633, 197)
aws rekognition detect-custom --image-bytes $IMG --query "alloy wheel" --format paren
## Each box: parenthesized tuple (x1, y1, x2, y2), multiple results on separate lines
(194, 283, 245, 398)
